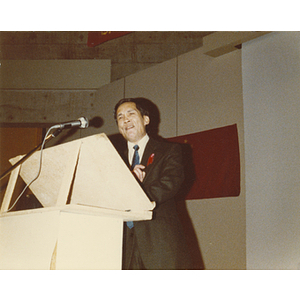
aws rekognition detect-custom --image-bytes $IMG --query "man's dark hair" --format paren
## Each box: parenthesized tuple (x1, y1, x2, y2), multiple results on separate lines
(113, 97, 150, 120)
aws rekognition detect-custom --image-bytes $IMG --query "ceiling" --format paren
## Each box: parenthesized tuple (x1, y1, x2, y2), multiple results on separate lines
(0, 31, 213, 81)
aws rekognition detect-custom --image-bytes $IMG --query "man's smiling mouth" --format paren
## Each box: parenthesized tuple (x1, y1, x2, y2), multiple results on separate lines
(126, 125, 134, 131)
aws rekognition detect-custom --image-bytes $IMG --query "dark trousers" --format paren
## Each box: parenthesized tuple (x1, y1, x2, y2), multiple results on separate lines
(122, 225, 146, 270)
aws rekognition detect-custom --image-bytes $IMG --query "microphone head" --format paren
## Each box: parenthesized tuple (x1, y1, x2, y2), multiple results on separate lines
(78, 117, 89, 129)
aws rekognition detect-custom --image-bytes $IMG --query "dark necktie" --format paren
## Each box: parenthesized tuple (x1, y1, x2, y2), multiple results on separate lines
(127, 145, 140, 229)
(131, 144, 140, 170)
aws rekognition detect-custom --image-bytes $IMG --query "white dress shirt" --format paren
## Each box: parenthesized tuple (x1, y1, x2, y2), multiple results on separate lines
(127, 134, 149, 167)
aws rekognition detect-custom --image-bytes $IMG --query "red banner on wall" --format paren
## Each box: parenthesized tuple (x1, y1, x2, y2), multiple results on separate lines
(87, 31, 132, 47)
(167, 124, 241, 200)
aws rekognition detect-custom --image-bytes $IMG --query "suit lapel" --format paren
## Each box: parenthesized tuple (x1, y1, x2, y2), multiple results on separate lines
(141, 139, 152, 165)
(120, 138, 163, 180)
(142, 138, 163, 182)
(122, 147, 130, 168)
(121, 140, 153, 169)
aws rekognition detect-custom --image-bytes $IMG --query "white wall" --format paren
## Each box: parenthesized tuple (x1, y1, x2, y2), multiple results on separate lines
(178, 48, 245, 270)
(243, 32, 300, 269)
(177, 47, 244, 134)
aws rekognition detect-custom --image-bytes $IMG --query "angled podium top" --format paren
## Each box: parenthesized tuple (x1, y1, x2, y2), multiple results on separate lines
(8, 133, 155, 218)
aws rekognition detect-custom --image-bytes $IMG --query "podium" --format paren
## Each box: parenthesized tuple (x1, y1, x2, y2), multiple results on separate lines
(0, 133, 155, 269)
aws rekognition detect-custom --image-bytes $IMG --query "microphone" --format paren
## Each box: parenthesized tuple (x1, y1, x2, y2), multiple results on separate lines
(52, 117, 89, 130)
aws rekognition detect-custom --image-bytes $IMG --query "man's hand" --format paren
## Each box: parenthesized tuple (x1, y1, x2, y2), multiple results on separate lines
(132, 164, 146, 182)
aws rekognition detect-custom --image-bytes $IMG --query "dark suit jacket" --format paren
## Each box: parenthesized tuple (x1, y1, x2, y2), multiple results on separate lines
(120, 137, 192, 269)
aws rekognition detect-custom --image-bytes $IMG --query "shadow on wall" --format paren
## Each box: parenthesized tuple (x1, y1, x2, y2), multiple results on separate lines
(176, 142, 205, 270)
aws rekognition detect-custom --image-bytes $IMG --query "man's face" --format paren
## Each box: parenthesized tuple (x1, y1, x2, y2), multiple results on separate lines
(116, 102, 150, 143)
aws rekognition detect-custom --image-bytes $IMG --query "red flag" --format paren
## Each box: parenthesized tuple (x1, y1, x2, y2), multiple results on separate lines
(167, 124, 240, 200)
(87, 31, 132, 47)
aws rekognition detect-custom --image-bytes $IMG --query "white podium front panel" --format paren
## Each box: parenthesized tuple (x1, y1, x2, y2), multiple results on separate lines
(0, 207, 123, 270)
(0, 209, 60, 270)
(55, 212, 123, 270)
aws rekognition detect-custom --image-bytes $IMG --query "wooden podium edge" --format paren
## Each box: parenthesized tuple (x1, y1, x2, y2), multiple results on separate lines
(0, 203, 153, 222)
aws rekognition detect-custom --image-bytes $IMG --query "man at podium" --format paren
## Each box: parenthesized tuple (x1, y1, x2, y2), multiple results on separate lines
(114, 97, 192, 270)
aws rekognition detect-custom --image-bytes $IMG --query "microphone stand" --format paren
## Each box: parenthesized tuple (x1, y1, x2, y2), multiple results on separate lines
(0, 128, 62, 181)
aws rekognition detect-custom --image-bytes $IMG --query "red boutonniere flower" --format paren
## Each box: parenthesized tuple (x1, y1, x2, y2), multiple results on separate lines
(147, 153, 155, 166)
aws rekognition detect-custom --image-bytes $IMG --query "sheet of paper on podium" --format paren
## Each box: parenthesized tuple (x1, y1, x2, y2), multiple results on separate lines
(9, 133, 155, 214)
